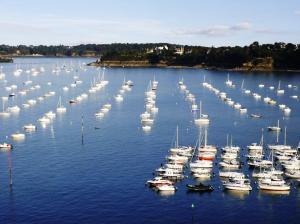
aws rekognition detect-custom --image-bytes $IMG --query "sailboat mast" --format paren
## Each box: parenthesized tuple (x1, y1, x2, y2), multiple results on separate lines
(176, 126, 179, 148)
(199, 101, 202, 117)
(226, 134, 229, 147)
(262, 130, 264, 147)
(284, 126, 287, 145)
(204, 129, 207, 147)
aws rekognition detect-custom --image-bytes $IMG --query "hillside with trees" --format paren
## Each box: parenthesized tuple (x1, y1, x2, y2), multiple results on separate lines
(1, 42, 300, 71)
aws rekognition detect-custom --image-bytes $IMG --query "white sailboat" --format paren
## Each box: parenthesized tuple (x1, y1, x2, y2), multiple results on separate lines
(198, 129, 217, 153)
(170, 126, 193, 155)
(194, 101, 209, 124)
(268, 120, 281, 132)
(277, 80, 284, 94)
(56, 96, 67, 113)
(225, 74, 234, 87)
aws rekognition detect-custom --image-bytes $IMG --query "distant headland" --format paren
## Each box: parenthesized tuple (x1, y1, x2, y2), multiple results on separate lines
(1, 42, 300, 72)
(0, 56, 13, 63)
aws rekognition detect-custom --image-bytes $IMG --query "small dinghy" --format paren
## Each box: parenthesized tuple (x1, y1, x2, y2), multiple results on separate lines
(186, 183, 214, 192)
(250, 114, 262, 119)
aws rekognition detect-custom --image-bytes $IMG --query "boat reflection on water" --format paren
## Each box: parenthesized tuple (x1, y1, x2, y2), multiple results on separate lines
(157, 190, 176, 197)
(224, 189, 250, 200)
(194, 176, 211, 183)
(259, 190, 290, 196)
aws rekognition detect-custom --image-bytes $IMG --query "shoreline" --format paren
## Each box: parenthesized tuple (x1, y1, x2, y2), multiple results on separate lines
(87, 61, 300, 73)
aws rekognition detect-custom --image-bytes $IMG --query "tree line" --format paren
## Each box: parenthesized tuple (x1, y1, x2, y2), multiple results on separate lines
(0, 42, 299, 69)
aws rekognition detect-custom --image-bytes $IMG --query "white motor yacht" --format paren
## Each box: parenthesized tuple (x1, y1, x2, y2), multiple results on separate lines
(23, 124, 36, 131)
(156, 184, 177, 192)
(258, 178, 290, 191)
(224, 179, 252, 191)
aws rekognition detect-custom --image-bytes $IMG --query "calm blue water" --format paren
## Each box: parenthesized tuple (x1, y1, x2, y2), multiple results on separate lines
(0, 58, 300, 224)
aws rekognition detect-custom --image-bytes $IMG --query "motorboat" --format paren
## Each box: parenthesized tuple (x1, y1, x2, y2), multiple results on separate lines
(146, 177, 173, 187)
(0, 142, 12, 150)
(186, 183, 214, 192)
(219, 171, 245, 179)
(190, 160, 213, 169)
(156, 184, 177, 192)
(219, 159, 241, 169)
(165, 163, 184, 171)
(223, 179, 252, 191)
(250, 114, 262, 118)
(258, 178, 290, 191)
(69, 99, 77, 104)
(23, 124, 36, 131)
(248, 159, 272, 168)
